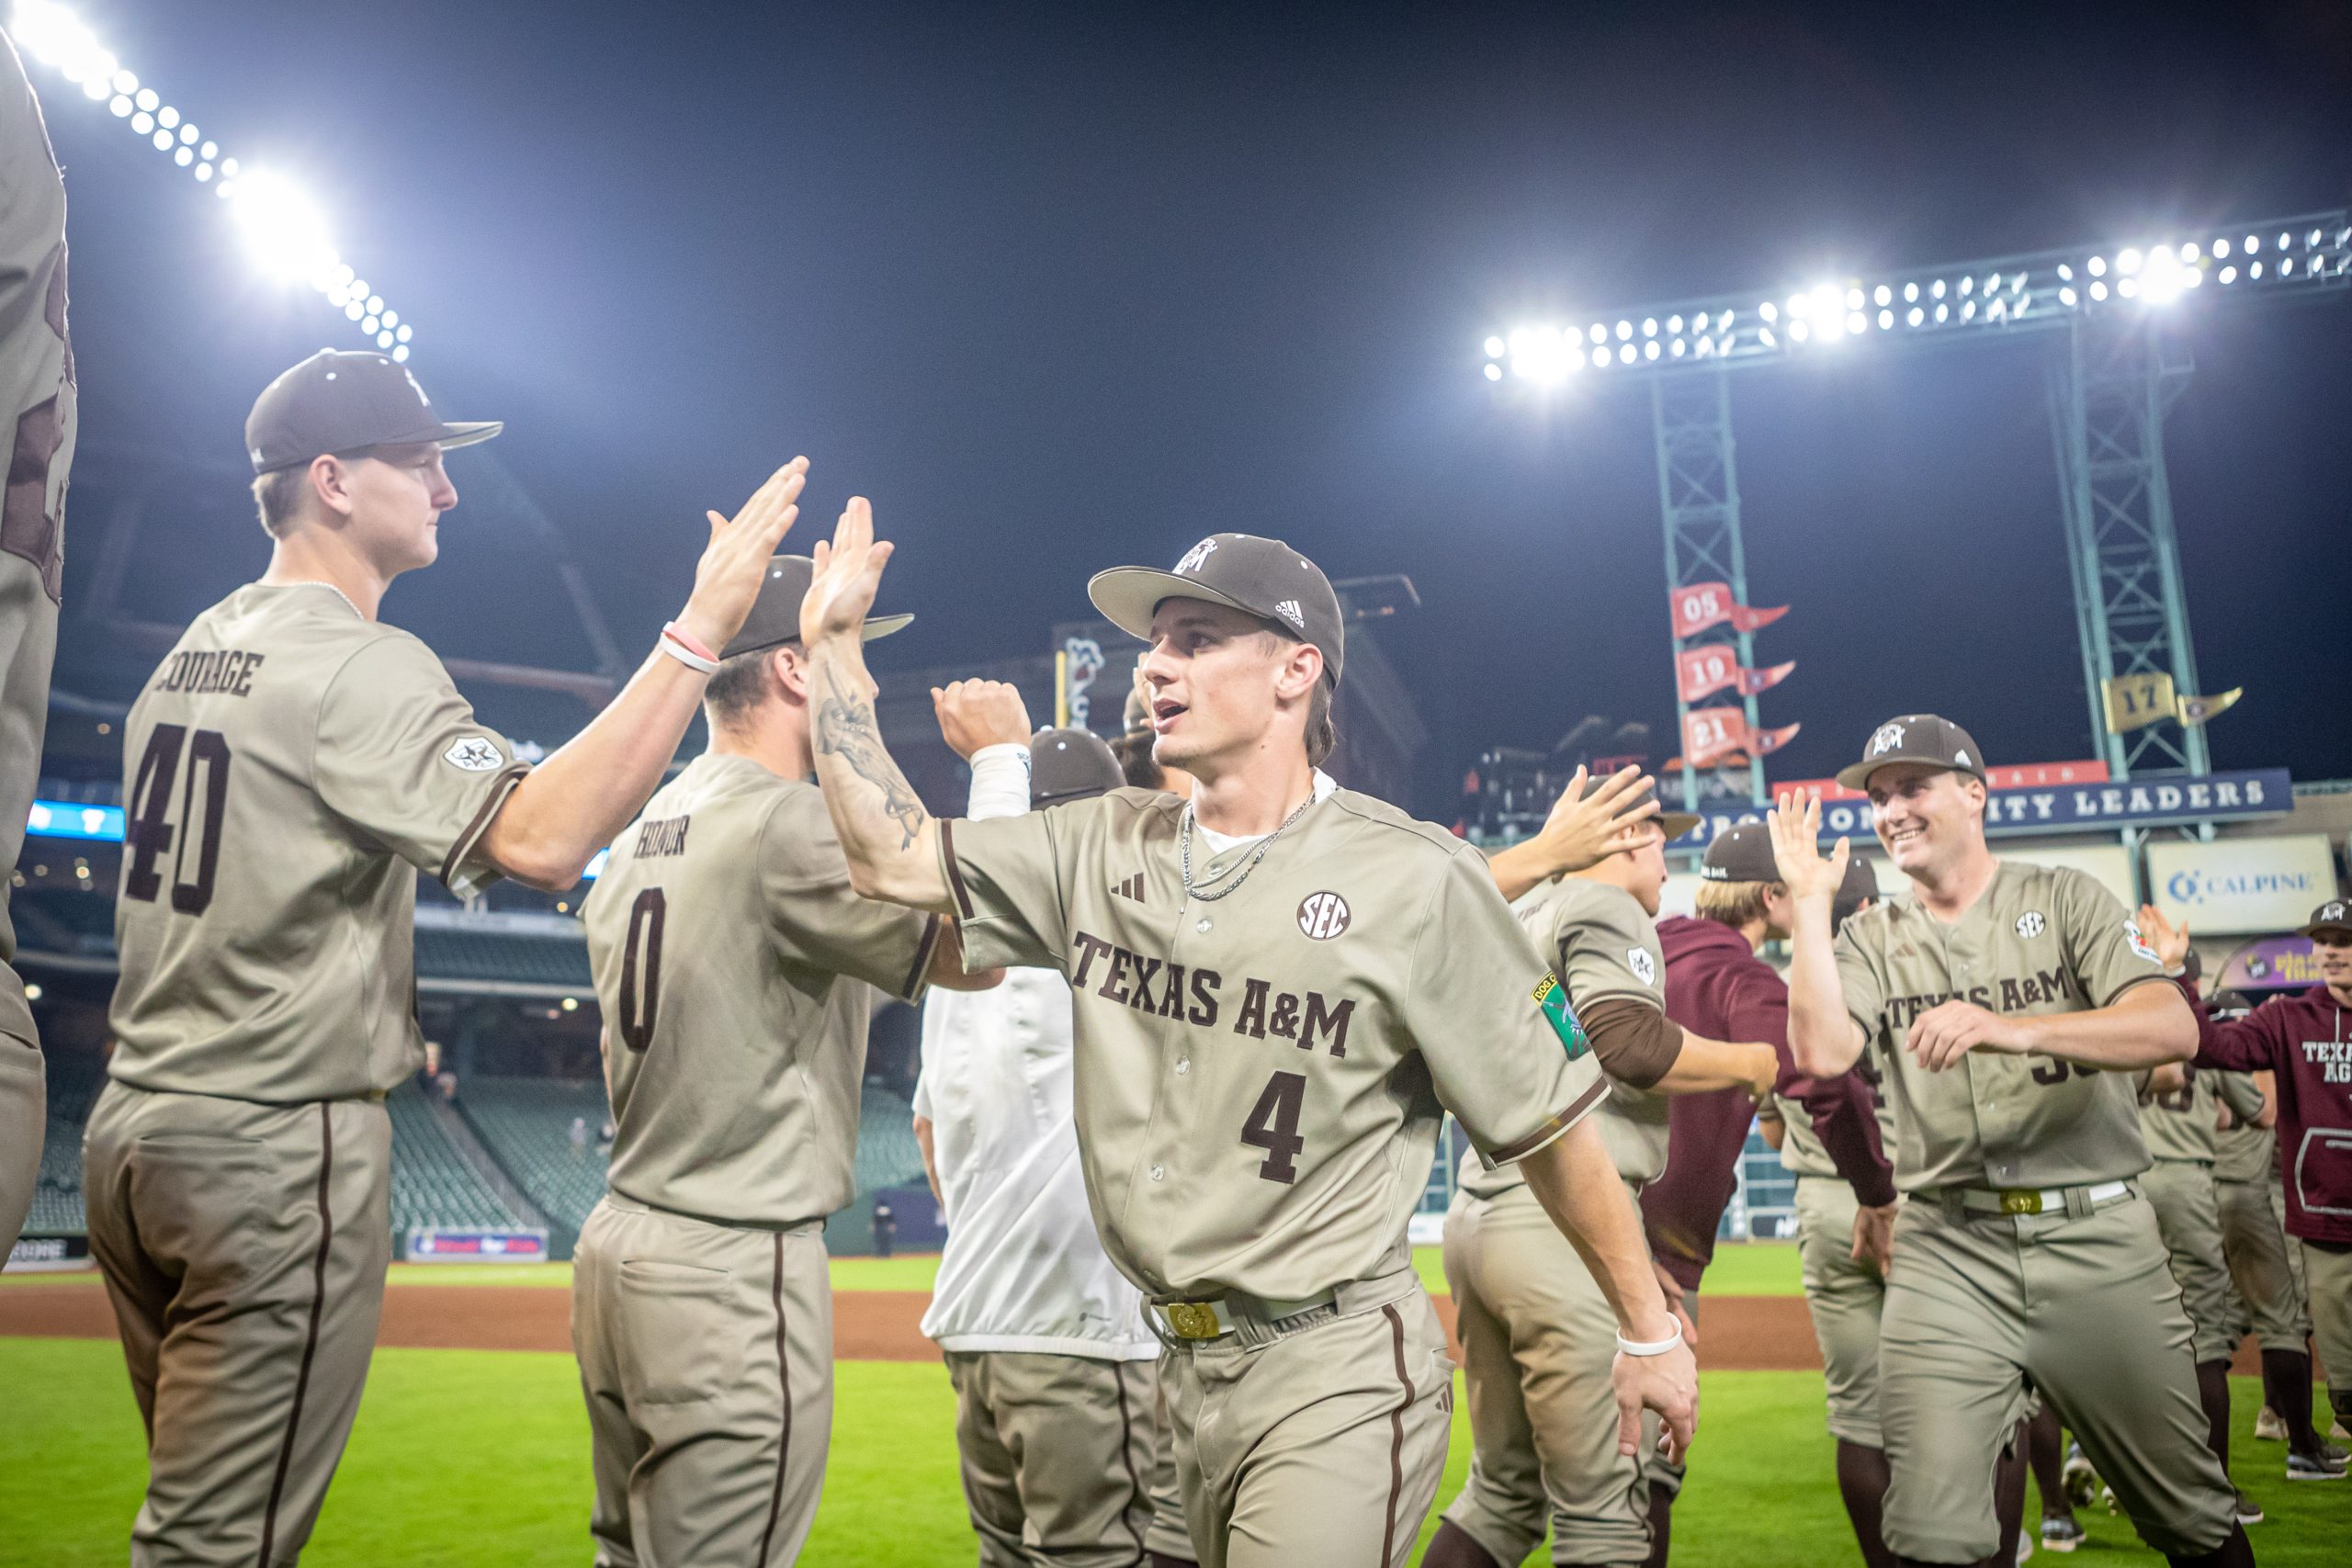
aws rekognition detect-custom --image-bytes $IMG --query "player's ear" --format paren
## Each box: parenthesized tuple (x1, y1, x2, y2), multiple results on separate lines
(1273, 637, 1322, 702)
(774, 644, 811, 703)
(310, 453, 358, 522)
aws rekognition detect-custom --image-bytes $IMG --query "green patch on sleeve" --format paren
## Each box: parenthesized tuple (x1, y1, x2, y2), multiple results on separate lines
(1532, 972, 1589, 1059)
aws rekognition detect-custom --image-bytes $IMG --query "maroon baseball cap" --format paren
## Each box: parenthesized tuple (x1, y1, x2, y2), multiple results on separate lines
(246, 349, 502, 474)
(1088, 534, 1344, 688)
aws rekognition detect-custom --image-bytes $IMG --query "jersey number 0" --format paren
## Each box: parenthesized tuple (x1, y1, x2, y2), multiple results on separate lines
(122, 725, 232, 916)
(616, 886, 666, 1052)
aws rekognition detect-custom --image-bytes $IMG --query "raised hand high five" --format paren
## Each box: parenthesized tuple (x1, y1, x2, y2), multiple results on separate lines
(800, 496, 897, 647)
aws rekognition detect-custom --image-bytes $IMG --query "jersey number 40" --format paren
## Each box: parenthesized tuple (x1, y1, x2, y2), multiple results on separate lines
(122, 725, 232, 916)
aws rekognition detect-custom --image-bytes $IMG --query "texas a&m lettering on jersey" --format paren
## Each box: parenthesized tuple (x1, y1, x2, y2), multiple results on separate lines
(940, 783, 1608, 1302)
(1069, 929, 1356, 1055)
(1835, 859, 2174, 1191)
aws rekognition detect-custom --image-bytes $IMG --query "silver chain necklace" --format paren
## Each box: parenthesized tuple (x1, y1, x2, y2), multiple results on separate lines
(1180, 792, 1316, 903)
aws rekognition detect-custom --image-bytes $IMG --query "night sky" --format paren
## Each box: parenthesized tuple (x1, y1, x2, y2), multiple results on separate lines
(35, 2, 2352, 816)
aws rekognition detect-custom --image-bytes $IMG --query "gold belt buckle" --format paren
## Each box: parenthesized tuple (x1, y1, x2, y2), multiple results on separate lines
(1998, 1189, 2042, 1216)
(1165, 1301, 1222, 1340)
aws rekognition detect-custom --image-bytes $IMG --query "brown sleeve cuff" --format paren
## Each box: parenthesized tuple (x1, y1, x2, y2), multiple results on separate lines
(1582, 996, 1681, 1090)
(1487, 1076, 1611, 1165)
(937, 818, 975, 919)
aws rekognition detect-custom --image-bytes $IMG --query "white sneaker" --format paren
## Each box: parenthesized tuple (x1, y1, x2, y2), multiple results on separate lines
(2015, 1531, 2033, 1564)
(2253, 1406, 2288, 1442)
(2040, 1515, 2085, 1553)
(2061, 1443, 2098, 1510)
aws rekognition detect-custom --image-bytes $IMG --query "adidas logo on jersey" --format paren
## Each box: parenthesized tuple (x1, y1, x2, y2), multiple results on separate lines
(1114, 873, 1147, 903)
(1273, 599, 1305, 628)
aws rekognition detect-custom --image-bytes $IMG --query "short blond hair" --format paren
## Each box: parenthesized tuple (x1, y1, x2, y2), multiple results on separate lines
(1695, 877, 1776, 929)
(250, 466, 312, 539)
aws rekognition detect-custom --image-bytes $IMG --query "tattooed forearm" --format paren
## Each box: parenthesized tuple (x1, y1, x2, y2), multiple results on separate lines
(814, 660, 929, 851)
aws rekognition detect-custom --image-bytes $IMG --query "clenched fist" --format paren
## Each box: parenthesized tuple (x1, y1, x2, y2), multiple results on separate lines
(933, 680, 1033, 761)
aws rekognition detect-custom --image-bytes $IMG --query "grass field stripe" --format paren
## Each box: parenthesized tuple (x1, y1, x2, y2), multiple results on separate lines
(260, 1103, 335, 1567)
(1381, 1302, 1409, 1565)
(756, 1232, 790, 1565)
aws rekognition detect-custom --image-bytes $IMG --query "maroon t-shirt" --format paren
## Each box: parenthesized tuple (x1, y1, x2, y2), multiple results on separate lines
(1644, 917, 1895, 1292)
(2192, 986, 2352, 1246)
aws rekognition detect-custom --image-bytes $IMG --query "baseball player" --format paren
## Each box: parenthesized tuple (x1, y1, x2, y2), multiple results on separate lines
(913, 708, 1194, 1567)
(1770, 714, 2249, 1568)
(0, 29, 74, 1264)
(1639, 829, 1912, 1568)
(84, 347, 804, 1566)
(574, 556, 998, 1568)
(2210, 1057, 2340, 1465)
(1426, 790, 1781, 1568)
(2169, 897, 2352, 1473)
(795, 510, 1698, 1568)
(2132, 987, 2276, 1518)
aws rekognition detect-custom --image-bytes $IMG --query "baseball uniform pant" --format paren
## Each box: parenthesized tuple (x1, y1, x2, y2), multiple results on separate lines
(944, 1349, 1161, 1566)
(2216, 1176, 2312, 1349)
(1440, 1183, 1660, 1568)
(1795, 1174, 1890, 1449)
(2298, 1240, 2352, 1425)
(1878, 1190, 2235, 1562)
(573, 1194, 832, 1568)
(1159, 1269, 1451, 1568)
(2141, 1159, 2239, 1365)
(0, 1021, 40, 1258)
(1143, 1374, 1198, 1562)
(81, 1080, 392, 1568)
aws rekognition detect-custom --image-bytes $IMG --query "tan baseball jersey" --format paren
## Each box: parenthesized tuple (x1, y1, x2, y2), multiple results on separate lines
(586, 753, 941, 1226)
(1461, 876, 1670, 1198)
(108, 584, 526, 1102)
(1, 39, 75, 1047)
(2137, 1064, 2267, 1165)
(2211, 1100, 2274, 1186)
(1833, 860, 2172, 1191)
(940, 784, 1607, 1303)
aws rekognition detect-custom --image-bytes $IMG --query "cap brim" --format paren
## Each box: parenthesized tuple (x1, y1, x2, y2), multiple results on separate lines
(1087, 566, 1262, 642)
(723, 612, 910, 662)
(2301, 921, 2352, 941)
(1657, 812, 1702, 841)
(1834, 757, 1974, 791)
(430, 420, 504, 452)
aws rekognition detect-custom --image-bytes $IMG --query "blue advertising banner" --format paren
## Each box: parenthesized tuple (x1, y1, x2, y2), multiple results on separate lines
(404, 1228, 549, 1262)
(1670, 768, 2295, 850)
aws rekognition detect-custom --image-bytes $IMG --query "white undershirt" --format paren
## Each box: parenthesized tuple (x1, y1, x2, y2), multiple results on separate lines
(1192, 769, 1339, 858)
(915, 749, 1155, 1360)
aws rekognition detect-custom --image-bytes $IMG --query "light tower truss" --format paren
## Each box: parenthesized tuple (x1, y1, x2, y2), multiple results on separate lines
(1485, 209, 2349, 784)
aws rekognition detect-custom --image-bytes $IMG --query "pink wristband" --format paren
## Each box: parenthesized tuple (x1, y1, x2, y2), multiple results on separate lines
(662, 621, 719, 662)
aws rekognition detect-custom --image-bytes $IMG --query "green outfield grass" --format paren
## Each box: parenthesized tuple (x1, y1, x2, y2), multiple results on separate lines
(5, 1242, 1813, 1298)
(4, 1337, 2335, 1565)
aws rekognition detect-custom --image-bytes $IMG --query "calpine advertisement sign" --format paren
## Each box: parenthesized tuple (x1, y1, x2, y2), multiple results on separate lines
(2147, 834, 2342, 936)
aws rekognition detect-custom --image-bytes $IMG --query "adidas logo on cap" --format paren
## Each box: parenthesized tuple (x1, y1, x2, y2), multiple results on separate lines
(1274, 599, 1304, 628)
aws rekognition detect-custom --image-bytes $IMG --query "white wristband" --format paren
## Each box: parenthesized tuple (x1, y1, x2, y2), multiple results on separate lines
(656, 633, 718, 675)
(1615, 1325, 1684, 1358)
(965, 743, 1032, 821)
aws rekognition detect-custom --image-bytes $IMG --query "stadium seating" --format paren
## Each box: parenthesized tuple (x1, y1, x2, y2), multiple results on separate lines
(385, 1081, 531, 1237)
(455, 1077, 614, 1241)
(854, 1083, 925, 1194)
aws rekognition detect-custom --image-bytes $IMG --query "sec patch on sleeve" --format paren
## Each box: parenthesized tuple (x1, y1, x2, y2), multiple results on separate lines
(443, 736, 506, 773)
(1532, 972, 1590, 1059)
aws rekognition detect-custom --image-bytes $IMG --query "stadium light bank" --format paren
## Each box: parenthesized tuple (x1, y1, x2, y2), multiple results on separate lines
(1483, 219, 2352, 385)
(11, 0, 421, 360)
